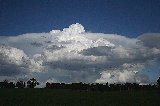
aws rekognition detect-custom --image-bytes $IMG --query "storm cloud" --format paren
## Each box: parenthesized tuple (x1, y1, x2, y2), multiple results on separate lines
(0, 23, 160, 84)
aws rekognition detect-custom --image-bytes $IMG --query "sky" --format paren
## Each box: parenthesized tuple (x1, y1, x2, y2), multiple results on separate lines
(0, 0, 160, 37)
(0, 0, 160, 86)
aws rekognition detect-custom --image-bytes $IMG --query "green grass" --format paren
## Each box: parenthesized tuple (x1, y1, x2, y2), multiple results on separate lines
(0, 89, 159, 106)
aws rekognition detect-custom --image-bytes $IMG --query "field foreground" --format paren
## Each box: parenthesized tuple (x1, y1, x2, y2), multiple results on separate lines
(0, 89, 159, 106)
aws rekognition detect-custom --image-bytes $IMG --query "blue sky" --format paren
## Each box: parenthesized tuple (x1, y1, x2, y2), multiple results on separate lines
(0, 0, 160, 37)
(0, 0, 160, 84)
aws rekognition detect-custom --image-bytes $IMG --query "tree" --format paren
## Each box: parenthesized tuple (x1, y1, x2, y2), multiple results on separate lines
(27, 78, 39, 88)
(0, 80, 15, 88)
(16, 81, 26, 88)
(1, 80, 9, 88)
(157, 77, 160, 87)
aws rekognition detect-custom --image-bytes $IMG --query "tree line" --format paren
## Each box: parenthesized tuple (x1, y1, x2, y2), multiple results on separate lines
(0, 77, 160, 91)
(0, 78, 39, 88)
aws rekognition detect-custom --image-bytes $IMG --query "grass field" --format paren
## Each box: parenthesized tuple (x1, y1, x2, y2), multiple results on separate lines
(0, 89, 159, 106)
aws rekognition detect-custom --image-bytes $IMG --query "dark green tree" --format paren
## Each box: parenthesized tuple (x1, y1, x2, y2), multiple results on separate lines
(16, 81, 26, 88)
(27, 78, 39, 88)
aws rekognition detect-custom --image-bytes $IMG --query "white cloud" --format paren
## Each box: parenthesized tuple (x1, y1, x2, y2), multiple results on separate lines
(0, 45, 30, 76)
(36, 78, 58, 88)
(0, 45, 45, 75)
(0, 23, 160, 84)
(95, 63, 145, 84)
(0, 45, 29, 65)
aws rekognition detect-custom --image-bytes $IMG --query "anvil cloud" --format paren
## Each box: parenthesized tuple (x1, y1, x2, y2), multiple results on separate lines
(0, 23, 160, 84)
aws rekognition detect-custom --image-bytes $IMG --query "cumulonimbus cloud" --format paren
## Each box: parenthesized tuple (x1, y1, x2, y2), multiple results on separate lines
(0, 23, 160, 84)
